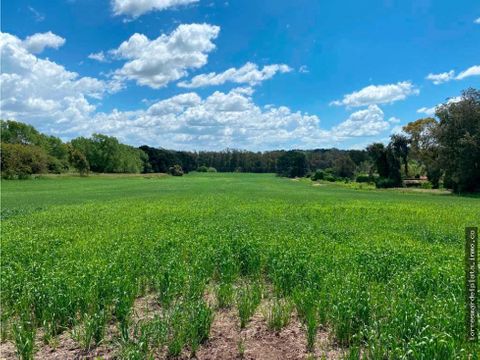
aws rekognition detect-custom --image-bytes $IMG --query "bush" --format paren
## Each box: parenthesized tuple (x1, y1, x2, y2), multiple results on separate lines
(325, 174, 336, 182)
(426, 166, 442, 189)
(311, 170, 324, 181)
(169, 164, 184, 176)
(375, 177, 400, 188)
(356, 175, 372, 183)
(47, 156, 68, 174)
(1, 143, 49, 179)
(68, 148, 90, 176)
(197, 165, 208, 172)
(421, 181, 433, 189)
(207, 167, 217, 173)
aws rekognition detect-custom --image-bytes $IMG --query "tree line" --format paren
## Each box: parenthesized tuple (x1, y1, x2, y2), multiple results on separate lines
(0, 121, 366, 178)
(1, 88, 478, 193)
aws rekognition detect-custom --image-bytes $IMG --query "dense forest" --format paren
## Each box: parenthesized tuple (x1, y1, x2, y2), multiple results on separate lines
(1, 88, 479, 193)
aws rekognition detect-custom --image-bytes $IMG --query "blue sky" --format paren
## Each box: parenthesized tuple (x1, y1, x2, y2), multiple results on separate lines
(1, 0, 479, 150)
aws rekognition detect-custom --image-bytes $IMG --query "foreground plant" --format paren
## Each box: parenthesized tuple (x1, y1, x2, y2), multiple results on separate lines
(293, 289, 318, 352)
(237, 281, 262, 329)
(72, 308, 107, 351)
(265, 298, 292, 331)
(12, 317, 36, 360)
(216, 282, 235, 309)
(187, 300, 213, 357)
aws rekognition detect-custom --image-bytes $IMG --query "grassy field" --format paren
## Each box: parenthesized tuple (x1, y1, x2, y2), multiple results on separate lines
(1, 173, 479, 359)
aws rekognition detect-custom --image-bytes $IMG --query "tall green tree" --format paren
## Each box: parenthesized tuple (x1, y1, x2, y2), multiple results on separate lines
(435, 88, 480, 192)
(403, 118, 441, 188)
(68, 146, 90, 176)
(390, 134, 410, 177)
(276, 151, 309, 178)
(366, 143, 389, 178)
(366, 142, 402, 188)
(71, 134, 146, 173)
(333, 154, 356, 179)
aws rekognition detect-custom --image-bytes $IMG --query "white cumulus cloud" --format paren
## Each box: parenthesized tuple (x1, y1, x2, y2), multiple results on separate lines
(112, 0, 198, 19)
(456, 65, 480, 80)
(417, 106, 436, 116)
(0, 32, 118, 133)
(330, 81, 419, 107)
(64, 87, 335, 150)
(474, 17, 480, 24)
(177, 62, 291, 88)
(332, 105, 389, 137)
(388, 117, 401, 123)
(110, 23, 220, 89)
(1, 31, 396, 150)
(88, 51, 108, 63)
(22, 31, 65, 54)
(425, 65, 480, 84)
(426, 70, 454, 85)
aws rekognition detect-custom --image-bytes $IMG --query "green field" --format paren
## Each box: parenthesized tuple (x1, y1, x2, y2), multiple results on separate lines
(1, 173, 479, 359)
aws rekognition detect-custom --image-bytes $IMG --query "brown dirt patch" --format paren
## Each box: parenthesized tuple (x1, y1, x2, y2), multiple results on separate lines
(190, 303, 344, 360)
(1, 295, 344, 359)
(0, 329, 116, 360)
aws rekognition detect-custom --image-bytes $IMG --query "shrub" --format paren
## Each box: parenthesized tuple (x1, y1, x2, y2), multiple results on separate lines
(207, 167, 217, 173)
(169, 164, 184, 176)
(47, 156, 68, 174)
(68, 147, 89, 176)
(421, 181, 433, 189)
(375, 177, 400, 188)
(1, 143, 49, 179)
(197, 165, 208, 172)
(311, 170, 324, 181)
(356, 175, 371, 183)
(325, 174, 336, 182)
(426, 167, 442, 189)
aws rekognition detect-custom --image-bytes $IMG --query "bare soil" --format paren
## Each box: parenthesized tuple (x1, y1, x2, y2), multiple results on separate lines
(1, 294, 344, 360)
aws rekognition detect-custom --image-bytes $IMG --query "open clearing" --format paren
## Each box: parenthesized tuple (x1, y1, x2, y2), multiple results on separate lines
(1, 173, 479, 359)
